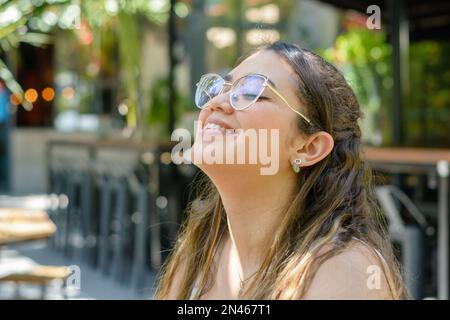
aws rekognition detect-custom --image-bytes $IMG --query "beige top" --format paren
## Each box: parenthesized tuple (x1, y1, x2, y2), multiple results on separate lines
(188, 235, 387, 299)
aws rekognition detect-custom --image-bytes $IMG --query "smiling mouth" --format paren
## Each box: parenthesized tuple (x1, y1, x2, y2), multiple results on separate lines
(203, 122, 237, 134)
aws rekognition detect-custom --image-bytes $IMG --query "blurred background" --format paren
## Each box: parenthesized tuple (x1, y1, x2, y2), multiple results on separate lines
(0, 0, 449, 300)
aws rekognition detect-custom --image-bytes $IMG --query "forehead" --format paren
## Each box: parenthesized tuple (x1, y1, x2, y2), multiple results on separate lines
(228, 50, 298, 91)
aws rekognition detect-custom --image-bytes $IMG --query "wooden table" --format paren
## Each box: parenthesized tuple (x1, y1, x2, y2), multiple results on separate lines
(0, 208, 56, 246)
(363, 147, 450, 300)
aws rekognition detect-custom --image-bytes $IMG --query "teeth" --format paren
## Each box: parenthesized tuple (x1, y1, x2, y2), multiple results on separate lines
(205, 123, 225, 131)
(204, 122, 236, 133)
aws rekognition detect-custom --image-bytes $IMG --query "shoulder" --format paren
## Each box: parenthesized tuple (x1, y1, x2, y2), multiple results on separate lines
(303, 240, 393, 300)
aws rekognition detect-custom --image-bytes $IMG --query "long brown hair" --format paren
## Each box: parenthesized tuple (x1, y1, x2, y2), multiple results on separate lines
(154, 41, 407, 299)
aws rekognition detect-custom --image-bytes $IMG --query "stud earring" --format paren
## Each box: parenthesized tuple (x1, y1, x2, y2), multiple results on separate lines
(292, 158, 302, 173)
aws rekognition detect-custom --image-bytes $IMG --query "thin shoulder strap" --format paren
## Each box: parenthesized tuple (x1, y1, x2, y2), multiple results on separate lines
(350, 236, 387, 264)
(189, 230, 226, 299)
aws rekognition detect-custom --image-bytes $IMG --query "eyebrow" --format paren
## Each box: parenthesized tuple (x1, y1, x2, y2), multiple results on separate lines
(224, 73, 277, 89)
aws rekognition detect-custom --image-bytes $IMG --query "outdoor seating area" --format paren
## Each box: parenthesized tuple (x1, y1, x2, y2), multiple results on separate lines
(364, 147, 450, 299)
(45, 138, 193, 289)
(0, 207, 70, 299)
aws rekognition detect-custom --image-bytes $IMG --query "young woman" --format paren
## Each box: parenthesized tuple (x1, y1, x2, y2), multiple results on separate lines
(155, 41, 407, 299)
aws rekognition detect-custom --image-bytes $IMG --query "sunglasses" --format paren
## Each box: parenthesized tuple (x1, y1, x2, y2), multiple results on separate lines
(195, 73, 314, 126)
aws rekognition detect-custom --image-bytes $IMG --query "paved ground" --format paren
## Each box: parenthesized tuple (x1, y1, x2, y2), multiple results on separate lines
(0, 242, 155, 300)
(0, 195, 156, 300)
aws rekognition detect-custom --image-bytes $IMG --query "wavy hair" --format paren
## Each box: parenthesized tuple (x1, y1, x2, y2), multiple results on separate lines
(154, 41, 407, 299)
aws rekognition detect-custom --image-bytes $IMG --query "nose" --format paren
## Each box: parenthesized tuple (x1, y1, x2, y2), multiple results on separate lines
(204, 90, 234, 114)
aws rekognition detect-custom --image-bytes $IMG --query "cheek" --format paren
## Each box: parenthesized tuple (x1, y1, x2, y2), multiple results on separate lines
(238, 106, 295, 161)
(237, 104, 288, 130)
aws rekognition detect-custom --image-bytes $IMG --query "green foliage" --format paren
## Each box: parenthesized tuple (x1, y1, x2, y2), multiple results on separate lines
(0, 0, 171, 116)
(322, 27, 450, 147)
(0, 0, 54, 110)
(322, 28, 392, 146)
(116, 11, 141, 129)
(82, 0, 170, 29)
(146, 76, 192, 140)
(408, 41, 450, 147)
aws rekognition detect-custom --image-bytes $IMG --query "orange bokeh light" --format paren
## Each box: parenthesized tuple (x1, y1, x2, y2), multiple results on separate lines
(42, 87, 55, 102)
(9, 94, 22, 106)
(24, 88, 38, 103)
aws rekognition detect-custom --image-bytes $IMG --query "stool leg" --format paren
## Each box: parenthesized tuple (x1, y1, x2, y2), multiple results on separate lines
(62, 279, 68, 299)
(40, 283, 47, 300)
(14, 283, 21, 300)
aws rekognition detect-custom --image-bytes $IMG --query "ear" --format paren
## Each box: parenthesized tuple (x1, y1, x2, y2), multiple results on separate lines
(290, 131, 334, 168)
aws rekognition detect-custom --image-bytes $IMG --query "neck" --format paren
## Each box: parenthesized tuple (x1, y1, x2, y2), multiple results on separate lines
(212, 169, 296, 279)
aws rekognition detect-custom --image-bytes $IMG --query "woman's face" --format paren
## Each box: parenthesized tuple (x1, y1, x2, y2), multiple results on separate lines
(191, 49, 315, 178)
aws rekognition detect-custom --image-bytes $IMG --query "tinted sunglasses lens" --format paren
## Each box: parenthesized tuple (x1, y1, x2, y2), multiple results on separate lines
(230, 75, 265, 110)
(195, 75, 224, 108)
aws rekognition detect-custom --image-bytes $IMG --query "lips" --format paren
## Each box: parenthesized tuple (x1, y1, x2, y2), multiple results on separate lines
(203, 116, 236, 134)
(204, 122, 228, 132)
(203, 115, 234, 130)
